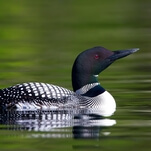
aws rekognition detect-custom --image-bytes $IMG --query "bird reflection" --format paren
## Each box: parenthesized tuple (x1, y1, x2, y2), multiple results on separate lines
(0, 109, 116, 139)
(73, 116, 116, 139)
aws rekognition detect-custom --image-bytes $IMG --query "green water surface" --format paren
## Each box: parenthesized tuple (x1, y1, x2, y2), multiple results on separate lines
(0, 0, 151, 151)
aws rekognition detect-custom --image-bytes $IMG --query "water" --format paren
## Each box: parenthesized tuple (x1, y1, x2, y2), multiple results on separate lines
(0, 0, 151, 150)
(0, 108, 151, 150)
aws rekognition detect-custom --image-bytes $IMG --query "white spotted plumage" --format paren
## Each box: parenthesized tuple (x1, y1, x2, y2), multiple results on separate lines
(0, 82, 116, 116)
(0, 82, 79, 111)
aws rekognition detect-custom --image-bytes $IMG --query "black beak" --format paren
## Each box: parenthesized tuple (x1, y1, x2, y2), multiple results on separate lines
(109, 48, 139, 62)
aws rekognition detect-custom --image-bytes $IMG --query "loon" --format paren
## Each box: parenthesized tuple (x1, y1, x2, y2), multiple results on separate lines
(0, 46, 139, 116)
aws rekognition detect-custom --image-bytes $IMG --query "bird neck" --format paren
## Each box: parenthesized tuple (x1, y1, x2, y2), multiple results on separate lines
(71, 55, 103, 92)
(75, 82, 105, 97)
(72, 71, 99, 92)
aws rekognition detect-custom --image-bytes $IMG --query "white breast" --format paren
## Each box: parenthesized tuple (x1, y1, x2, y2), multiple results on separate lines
(80, 91, 116, 117)
(97, 91, 116, 116)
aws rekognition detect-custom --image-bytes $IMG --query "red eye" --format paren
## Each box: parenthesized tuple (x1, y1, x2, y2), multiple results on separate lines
(94, 54, 99, 59)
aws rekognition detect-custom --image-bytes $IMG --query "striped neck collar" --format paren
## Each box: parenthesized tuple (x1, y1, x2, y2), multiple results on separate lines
(75, 83, 100, 95)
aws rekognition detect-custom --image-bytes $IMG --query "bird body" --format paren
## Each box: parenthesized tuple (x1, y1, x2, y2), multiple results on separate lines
(0, 46, 139, 116)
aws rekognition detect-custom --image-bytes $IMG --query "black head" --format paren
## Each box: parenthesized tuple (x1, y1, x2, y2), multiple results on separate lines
(72, 46, 139, 91)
